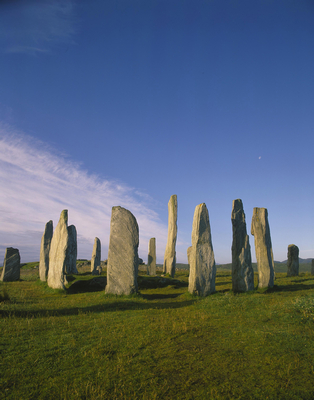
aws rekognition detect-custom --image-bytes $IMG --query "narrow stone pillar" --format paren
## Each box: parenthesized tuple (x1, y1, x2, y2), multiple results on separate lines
(39, 220, 53, 281)
(251, 207, 275, 288)
(105, 206, 139, 295)
(66, 225, 78, 274)
(1, 247, 20, 282)
(188, 203, 216, 296)
(163, 194, 177, 277)
(187, 246, 192, 266)
(231, 199, 254, 292)
(91, 237, 101, 275)
(311, 260, 314, 275)
(287, 244, 299, 276)
(147, 238, 156, 276)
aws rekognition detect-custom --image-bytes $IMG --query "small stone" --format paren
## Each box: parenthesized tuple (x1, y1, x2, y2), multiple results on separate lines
(147, 238, 156, 275)
(1, 247, 20, 281)
(91, 237, 101, 275)
(287, 244, 299, 276)
(163, 194, 177, 277)
(66, 225, 78, 274)
(39, 220, 53, 281)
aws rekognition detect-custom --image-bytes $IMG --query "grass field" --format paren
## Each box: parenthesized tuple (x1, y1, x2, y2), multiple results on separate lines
(1, 262, 314, 399)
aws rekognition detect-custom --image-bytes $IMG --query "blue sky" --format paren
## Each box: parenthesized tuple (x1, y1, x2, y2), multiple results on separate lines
(0, 0, 313, 264)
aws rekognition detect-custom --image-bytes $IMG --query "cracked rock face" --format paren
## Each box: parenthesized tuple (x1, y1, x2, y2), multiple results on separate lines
(147, 238, 156, 276)
(287, 244, 299, 277)
(188, 203, 216, 296)
(231, 199, 254, 292)
(1, 247, 20, 282)
(91, 237, 101, 275)
(105, 206, 139, 295)
(163, 194, 177, 277)
(39, 220, 53, 281)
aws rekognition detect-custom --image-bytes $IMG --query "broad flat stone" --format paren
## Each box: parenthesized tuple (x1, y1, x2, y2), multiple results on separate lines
(1, 247, 20, 282)
(105, 206, 139, 295)
(287, 244, 299, 277)
(91, 237, 101, 275)
(188, 203, 216, 296)
(147, 238, 156, 275)
(251, 207, 275, 288)
(163, 194, 177, 277)
(231, 199, 254, 292)
(47, 210, 69, 289)
(66, 225, 78, 274)
(39, 220, 53, 281)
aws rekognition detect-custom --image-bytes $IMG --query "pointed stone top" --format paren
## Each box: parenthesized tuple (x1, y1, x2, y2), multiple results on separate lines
(60, 209, 68, 224)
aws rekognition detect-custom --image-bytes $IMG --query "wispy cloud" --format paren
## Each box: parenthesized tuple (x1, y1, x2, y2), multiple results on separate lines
(0, 123, 172, 263)
(0, 0, 78, 55)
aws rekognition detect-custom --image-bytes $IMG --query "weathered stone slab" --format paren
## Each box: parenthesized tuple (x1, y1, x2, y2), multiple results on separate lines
(39, 220, 53, 281)
(147, 238, 156, 275)
(47, 210, 69, 289)
(1, 247, 20, 282)
(311, 260, 314, 275)
(231, 199, 254, 292)
(188, 203, 216, 296)
(66, 225, 78, 274)
(251, 207, 275, 288)
(163, 194, 177, 277)
(91, 237, 101, 275)
(287, 244, 299, 277)
(187, 246, 192, 266)
(105, 206, 139, 295)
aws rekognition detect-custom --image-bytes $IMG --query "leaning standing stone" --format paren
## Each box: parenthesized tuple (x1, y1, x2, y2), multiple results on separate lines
(163, 194, 177, 277)
(188, 203, 216, 296)
(1, 247, 20, 281)
(105, 206, 139, 295)
(39, 220, 53, 281)
(91, 237, 101, 275)
(147, 238, 156, 275)
(66, 225, 78, 274)
(47, 210, 69, 289)
(231, 199, 254, 292)
(251, 207, 275, 288)
(287, 244, 299, 277)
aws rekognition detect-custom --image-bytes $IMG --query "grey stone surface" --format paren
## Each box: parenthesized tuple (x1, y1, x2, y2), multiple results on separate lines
(312, 260, 314, 275)
(188, 203, 216, 296)
(287, 244, 299, 277)
(163, 194, 177, 277)
(66, 225, 78, 274)
(147, 238, 156, 275)
(231, 199, 254, 292)
(47, 210, 69, 289)
(251, 207, 275, 288)
(105, 206, 139, 295)
(187, 246, 192, 265)
(39, 220, 53, 281)
(91, 237, 101, 275)
(1, 247, 20, 282)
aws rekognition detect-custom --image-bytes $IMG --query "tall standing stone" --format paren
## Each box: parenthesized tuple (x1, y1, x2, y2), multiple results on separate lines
(187, 246, 192, 266)
(163, 194, 177, 277)
(311, 260, 314, 275)
(231, 199, 254, 292)
(251, 207, 275, 288)
(39, 220, 53, 281)
(287, 244, 299, 277)
(105, 206, 139, 295)
(147, 238, 156, 275)
(66, 225, 78, 274)
(188, 203, 216, 296)
(91, 237, 101, 275)
(1, 247, 20, 282)
(47, 210, 69, 290)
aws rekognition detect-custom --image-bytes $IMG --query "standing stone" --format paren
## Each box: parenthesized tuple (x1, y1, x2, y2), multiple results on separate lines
(163, 194, 177, 277)
(251, 207, 275, 288)
(311, 260, 314, 275)
(231, 199, 254, 292)
(147, 238, 156, 275)
(105, 206, 139, 295)
(39, 220, 53, 281)
(287, 244, 299, 277)
(47, 210, 69, 290)
(1, 247, 20, 281)
(187, 246, 192, 266)
(188, 203, 216, 296)
(66, 225, 78, 274)
(91, 237, 101, 275)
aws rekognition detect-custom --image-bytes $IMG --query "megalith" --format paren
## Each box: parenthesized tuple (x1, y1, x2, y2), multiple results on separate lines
(231, 199, 254, 292)
(187, 246, 192, 266)
(66, 225, 78, 274)
(188, 203, 216, 296)
(287, 244, 299, 277)
(147, 238, 156, 275)
(251, 207, 275, 288)
(47, 210, 69, 289)
(91, 237, 101, 275)
(311, 260, 314, 275)
(39, 220, 53, 281)
(1, 247, 20, 282)
(105, 206, 139, 295)
(163, 194, 177, 277)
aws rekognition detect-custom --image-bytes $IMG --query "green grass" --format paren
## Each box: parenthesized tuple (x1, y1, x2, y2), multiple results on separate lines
(1, 263, 314, 399)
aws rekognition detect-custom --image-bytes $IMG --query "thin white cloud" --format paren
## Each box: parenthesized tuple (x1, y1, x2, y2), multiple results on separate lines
(0, 123, 172, 263)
